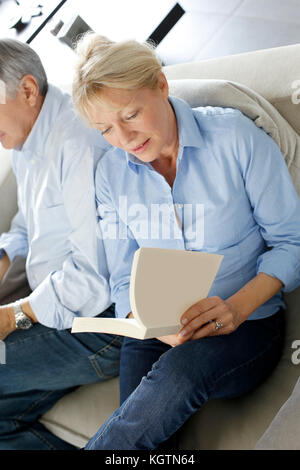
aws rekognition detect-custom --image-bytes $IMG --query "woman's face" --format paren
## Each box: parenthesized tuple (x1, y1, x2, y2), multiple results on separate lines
(88, 73, 178, 163)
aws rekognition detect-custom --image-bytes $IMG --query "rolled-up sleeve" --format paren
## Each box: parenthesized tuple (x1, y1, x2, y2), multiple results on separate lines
(235, 113, 300, 292)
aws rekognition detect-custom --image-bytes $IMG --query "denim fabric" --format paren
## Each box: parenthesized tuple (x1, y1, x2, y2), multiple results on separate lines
(86, 309, 284, 450)
(120, 335, 180, 450)
(0, 305, 123, 450)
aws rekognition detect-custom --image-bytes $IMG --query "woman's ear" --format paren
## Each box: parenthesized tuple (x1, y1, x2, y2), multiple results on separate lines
(157, 72, 169, 99)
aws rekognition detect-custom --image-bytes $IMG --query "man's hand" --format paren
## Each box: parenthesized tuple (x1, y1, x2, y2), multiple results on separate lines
(0, 300, 37, 341)
(0, 305, 16, 340)
(0, 254, 11, 283)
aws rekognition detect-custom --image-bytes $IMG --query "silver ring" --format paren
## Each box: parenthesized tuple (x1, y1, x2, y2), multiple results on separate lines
(215, 321, 224, 331)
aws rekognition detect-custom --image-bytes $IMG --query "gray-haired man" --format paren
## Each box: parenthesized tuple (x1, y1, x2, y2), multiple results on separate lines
(0, 39, 121, 449)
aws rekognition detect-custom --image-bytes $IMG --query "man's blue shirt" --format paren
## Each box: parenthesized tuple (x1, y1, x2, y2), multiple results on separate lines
(95, 96, 300, 320)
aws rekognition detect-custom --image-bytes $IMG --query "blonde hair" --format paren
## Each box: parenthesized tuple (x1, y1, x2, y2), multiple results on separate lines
(72, 32, 162, 122)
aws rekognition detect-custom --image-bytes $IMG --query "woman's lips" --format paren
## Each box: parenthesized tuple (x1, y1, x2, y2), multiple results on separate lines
(0, 132, 5, 140)
(132, 138, 150, 154)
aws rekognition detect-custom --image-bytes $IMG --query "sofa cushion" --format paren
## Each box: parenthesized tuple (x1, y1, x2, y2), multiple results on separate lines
(40, 378, 120, 448)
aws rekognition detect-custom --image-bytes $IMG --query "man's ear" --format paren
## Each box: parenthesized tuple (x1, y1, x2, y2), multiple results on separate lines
(18, 75, 40, 107)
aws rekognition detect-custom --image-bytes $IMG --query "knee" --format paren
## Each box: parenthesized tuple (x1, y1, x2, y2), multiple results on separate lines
(152, 341, 209, 396)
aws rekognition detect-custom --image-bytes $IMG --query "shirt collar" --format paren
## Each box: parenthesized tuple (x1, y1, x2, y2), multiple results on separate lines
(20, 84, 66, 159)
(126, 95, 204, 172)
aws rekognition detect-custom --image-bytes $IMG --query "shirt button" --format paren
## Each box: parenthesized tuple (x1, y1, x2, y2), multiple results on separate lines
(177, 204, 183, 209)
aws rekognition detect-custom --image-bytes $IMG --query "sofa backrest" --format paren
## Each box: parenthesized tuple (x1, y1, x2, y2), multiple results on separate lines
(164, 43, 300, 136)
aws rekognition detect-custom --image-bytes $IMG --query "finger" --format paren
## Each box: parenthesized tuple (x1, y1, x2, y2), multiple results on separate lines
(176, 329, 194, 344)
(191, 320, 233, 340)
(157, 330, 193, 347)
(180, 296, 222, 326)
(179, 305, 231, 338)
(179, 308, 218, 336)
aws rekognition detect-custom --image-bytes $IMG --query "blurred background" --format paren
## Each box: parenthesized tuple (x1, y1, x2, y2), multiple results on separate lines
(0, 0, 300, 84)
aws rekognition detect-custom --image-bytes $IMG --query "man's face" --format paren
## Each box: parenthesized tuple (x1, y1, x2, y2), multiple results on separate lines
(0, 79, 42, 150)
(0, 92, 32, 149)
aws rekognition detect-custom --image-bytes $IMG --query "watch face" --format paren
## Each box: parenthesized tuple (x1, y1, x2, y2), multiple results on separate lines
(15, 312, 33, 330)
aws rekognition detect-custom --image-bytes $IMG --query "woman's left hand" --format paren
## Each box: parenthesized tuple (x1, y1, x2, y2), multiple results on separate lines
(178, 296, 245, 341)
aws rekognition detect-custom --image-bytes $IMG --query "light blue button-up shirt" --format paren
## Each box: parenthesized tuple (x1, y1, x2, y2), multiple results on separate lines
(95, 96, 300, 320)
(0, 84, 111, 329)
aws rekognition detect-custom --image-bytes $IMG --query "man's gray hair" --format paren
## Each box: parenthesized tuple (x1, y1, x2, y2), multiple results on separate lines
(0, 38, 48, 99)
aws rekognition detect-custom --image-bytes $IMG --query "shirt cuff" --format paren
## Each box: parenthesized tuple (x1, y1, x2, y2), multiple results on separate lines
(257, 249, 300, 293)
(28, 274, 76, 330)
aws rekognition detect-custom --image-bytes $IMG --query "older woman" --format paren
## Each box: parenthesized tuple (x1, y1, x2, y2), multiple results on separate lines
(73, 33, 300, 450)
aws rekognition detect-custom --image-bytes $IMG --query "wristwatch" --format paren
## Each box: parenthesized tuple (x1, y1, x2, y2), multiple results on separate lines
(0, 248, 6, 260)
(13, 302, 34, 330)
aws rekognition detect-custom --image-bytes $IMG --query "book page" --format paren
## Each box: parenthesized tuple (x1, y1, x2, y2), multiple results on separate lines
(130, 248, 223, 330)
(72, 317, 146, 339)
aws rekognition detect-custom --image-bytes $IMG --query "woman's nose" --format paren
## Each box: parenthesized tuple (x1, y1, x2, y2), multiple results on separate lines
(117, 124, 135, 148)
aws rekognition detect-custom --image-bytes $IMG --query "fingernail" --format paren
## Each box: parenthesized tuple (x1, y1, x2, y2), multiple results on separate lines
(181, 318, 188, 325)
(179, 329, 187, 337)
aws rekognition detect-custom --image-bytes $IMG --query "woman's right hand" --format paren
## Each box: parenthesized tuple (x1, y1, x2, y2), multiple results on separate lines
(127, 312, 193, 347)
(157, 330, 194, 348)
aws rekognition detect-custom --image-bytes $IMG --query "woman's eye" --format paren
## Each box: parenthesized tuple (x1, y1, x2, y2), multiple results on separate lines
(101, 128, 111, 135)
(127, 111, 139, 120)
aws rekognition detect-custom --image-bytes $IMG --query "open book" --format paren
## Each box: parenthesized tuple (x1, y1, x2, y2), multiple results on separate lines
(71, 247, 223, 339)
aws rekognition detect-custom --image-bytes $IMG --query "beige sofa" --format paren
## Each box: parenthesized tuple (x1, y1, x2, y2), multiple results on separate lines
(1, 43, 300, 450)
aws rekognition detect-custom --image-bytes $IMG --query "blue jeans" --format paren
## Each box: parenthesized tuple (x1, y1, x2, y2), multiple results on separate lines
(0, 305, 123, 450)
(85, 309, 285, 450)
